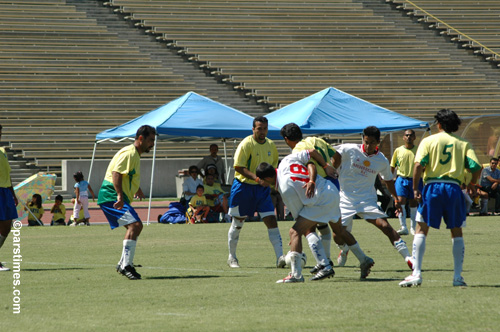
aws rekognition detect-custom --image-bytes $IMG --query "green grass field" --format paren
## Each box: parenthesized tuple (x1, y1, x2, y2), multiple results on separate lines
(2, 216, 500, 331)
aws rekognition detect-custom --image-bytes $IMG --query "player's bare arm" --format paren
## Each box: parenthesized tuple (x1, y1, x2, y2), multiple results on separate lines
(112, 171, 124, 209)
(413, 162, 423, 202)
(235, 165, 269, 187)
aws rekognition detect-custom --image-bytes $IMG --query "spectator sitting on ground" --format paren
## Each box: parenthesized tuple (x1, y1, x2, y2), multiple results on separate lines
(478, 157, 500, 215)
(187, 185, 210, 224)
(50, 195, 67, 226)
(197, 144, 226, 185)
(26, 194, 44, 226)
(183, 165, 203, 202)
(204, 174, 230, 222)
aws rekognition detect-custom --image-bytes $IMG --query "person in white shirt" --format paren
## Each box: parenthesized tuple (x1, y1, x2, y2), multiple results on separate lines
(333, 126, 414, 272)
(183, 165, 203, 201)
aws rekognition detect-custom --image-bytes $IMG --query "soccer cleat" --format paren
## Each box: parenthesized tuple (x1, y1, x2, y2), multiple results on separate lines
(227, 257, 240, 268)
(309, 259, 334, 274)
(119, 265, 141, 280)
(410, 228, 416, 236)
(360, 256, 375, 279)
(399, 274, 422, 287)
(0, 262, 10, 272)
(405, 256, 415, 270)
(453, 276, 467, 287)
(397, 228, 409, 236)
(337, 250, 348, 267)
(276, 255, 286, 268)
(276, 273, 305, 283)
(310, 266, 335, 281)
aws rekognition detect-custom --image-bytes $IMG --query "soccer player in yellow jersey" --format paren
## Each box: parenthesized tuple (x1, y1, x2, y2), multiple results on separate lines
(390, 129, 423, 236)
(0, 124, 18, 271)
(400, 109, 482, 287)
(98, 125, 156, 280)
(227, 116, 284, 268)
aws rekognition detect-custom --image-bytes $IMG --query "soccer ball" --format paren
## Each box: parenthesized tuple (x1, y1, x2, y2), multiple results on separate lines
(285, 251, 307, 268)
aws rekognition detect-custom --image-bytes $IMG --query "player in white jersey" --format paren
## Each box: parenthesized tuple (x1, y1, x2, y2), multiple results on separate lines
(257, 149, 374, 282)
(333, 126, 414, 271)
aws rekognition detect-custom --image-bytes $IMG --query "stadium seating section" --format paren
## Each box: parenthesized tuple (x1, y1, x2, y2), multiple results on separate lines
(1, 0, 499, 190)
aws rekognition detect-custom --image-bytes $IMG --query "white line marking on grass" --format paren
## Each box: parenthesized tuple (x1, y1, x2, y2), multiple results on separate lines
(23, 261, 259, 274)
(156, 312, 190, 317)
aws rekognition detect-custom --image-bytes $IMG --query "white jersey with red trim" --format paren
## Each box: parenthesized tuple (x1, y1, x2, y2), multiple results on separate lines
(276, 150, 340, 223)
(336, 143, 393, 204)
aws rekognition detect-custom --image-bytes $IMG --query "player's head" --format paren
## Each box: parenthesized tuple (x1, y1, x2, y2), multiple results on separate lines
(256, 162, 276, 185)
(362, 126, 381, 155)
(55, 194, 63, 204)
(135, 125, 156, 154)
(252, 116, 269, 143)
(435, 109, 461, 133)
(403, 129, 416, 145)
(280, 123, 303, 147)
(73, 171, 84, 182)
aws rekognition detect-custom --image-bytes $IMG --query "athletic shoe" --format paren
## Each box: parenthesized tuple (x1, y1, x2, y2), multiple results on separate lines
(310, 266, 335, 281)
(276, 273, 305, 283)
(227, 257, 240, 268)
(399, 274, 422, 287)
(309, 259, 334, 274)
(397, 227, 409, 236)
(119, 265, 141, 280)
(360, 256, 375, 279)
(405, 256, 415, 270)
(453, 276, 467, 287)
(276, 255, 286, 268)
(410, 228, 416, 236)
(0, 262, 10, 272)
(337, 250, 348, 267)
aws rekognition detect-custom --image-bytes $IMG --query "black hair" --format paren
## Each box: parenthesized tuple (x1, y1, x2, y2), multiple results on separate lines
(209, 143, 218, 149)
(256, 162, 276, 179)
(73, 171, 84, 182)
(253, 116, 268, 128)
(362, 126, 381, 141)
(135, 125, 156, 140)
(188, 165, 199, 173)
(55, 194, 63, 202)
(435, 109, 461, 133)
(404, 129, 415, 136)
(280, 123, 303, 142)
(490, 157, 499, 163)
(196, 184, 204, 191)
(30, 194, 42, 208)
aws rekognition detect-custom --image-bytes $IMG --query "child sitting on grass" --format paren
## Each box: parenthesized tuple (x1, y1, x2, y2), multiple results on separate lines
(26, 194, 44, 226)
(50, 195, 66, 226)
(187, 185, 210, 224)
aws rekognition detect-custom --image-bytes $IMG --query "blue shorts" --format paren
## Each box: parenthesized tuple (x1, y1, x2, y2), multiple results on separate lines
(417, 182, 466, 229)
(99, 201, 142, 230)
(228, 179, 274, 217)
(0, 187, 18, 221)
(395, 177, 423, 199)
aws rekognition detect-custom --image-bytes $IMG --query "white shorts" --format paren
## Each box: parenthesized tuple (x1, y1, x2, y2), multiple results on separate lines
(340, 198, 387, 230)
(282, 182, 341, 224)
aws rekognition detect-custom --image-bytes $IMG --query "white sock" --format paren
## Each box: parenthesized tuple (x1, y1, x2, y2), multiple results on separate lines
(228, 219, 243, 259)
(0, 234, 6, 249)
(337, 243, 349, 254)
(317, 225, 332, 259)
(413, 234, 426, 276)
(394, 238, 411, 259)
(290, 251, 302, 278)
(452, 237, 465, 280)
(306, 232, 328, 266)
(410, 207, 418, 230)
(268, 227, 283, 259)
(348, 242, 367, 263)
(398, 204, 407, 229)
(121, 239, 136, 269)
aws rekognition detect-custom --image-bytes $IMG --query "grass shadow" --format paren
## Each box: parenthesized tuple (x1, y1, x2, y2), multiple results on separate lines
(22, 267, 88, 272)
(145, 275, 221, 280)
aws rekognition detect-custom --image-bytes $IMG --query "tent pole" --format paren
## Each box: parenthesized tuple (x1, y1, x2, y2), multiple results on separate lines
(88, 141, 98, 184)
(223, 138, 229, 184)
(146, 134, 158, 225)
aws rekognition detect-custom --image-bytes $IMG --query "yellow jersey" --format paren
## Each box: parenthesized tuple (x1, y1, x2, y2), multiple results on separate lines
(293, 137, 336, 178)
(390, 145, 418, 178)
(233, 135, 278, 184)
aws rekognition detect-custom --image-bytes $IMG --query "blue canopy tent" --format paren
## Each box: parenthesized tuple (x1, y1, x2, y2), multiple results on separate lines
(90, 91, 281, 223)
(266, 87, 429, 134)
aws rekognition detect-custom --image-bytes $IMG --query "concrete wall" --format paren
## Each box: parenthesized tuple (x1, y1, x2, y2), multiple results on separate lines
(62, 158, 234, 198)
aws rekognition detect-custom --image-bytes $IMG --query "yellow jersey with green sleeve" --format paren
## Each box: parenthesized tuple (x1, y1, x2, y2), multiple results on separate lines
(415, 132, 481, 185)
(293, 137, 336, 178)
(390, 145, 418, 178)
(98, 144, 141, 205)
(233, 135, 278, 184)
(0, 147, 12, 188)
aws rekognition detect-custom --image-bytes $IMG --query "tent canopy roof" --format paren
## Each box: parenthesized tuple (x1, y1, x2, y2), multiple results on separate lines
(266, 87, 428, 135)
